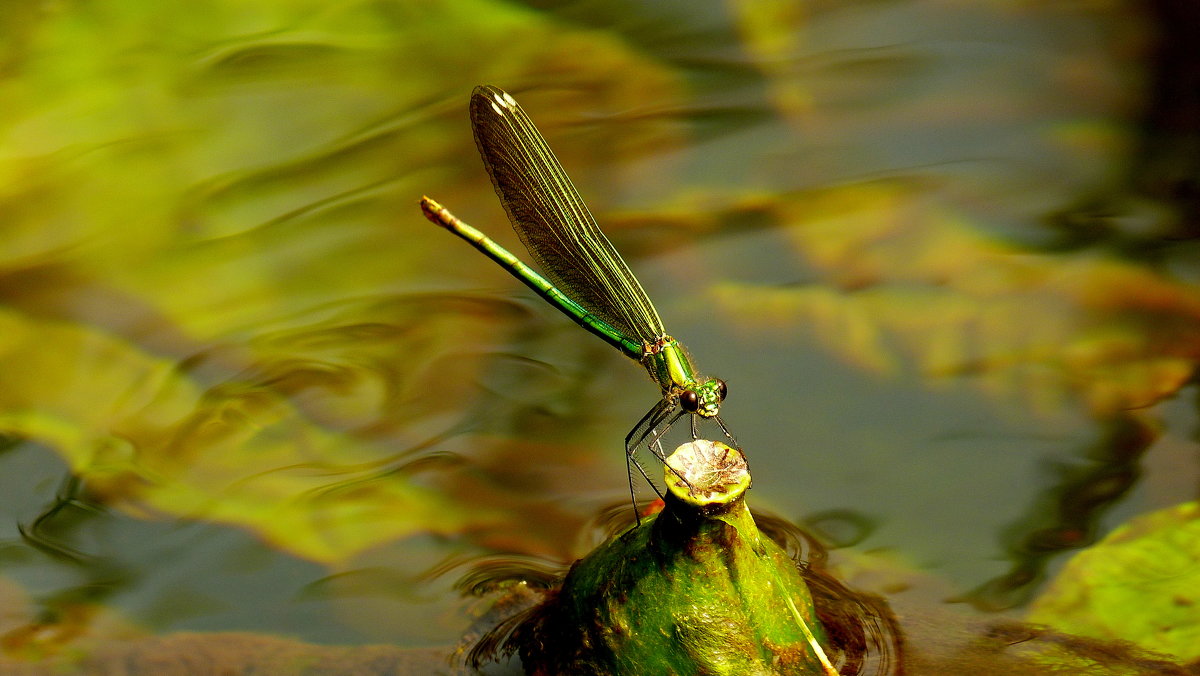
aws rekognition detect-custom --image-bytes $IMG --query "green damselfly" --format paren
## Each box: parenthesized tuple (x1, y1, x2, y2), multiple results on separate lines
(421, 85, 739, 502)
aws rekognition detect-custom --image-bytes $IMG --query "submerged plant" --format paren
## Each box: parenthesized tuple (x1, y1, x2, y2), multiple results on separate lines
(455, 440, 901, 675)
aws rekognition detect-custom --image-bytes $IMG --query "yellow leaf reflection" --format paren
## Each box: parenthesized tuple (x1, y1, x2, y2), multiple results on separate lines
(728, 0, 814, 122)
(0, 0, 690, 566)
(0, 296, 536, 564)
(715, 181, 1200, 414)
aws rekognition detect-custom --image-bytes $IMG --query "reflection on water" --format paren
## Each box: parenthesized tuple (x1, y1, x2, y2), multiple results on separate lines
(0, 0, 1198, 673)
(960, 412, 1158, 611)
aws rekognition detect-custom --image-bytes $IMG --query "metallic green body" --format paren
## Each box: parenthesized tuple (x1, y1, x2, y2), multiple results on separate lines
(422, 197, 642, 358)
(642, 339, 722, 418)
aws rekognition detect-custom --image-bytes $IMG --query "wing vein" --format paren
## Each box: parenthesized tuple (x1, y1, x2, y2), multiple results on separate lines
(469, 85, 666, 344)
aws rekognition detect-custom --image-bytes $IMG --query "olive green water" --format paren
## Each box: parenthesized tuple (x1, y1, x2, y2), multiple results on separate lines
(1, 1, 1196, 672)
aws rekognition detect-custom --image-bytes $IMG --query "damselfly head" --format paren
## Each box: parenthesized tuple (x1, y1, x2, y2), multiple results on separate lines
(680, 378, 726, 418)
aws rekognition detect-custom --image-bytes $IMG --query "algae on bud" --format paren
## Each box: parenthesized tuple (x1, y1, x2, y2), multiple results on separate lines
(507, 440, 842, 675)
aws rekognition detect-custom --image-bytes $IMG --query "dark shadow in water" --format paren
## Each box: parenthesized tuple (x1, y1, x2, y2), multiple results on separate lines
(13, 475, 134, 622)
(959, 412, 1156, 611)
(1041, 0, 1199, 260)
(1129, 0, 1200, 233)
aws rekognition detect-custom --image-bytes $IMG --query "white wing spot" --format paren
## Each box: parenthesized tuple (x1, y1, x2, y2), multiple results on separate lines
(490, 100, 503, 116)
(500, 90, 517, 107)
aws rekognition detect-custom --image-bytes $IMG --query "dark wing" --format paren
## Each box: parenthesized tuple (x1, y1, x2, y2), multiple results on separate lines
(469, 85, 665, 344)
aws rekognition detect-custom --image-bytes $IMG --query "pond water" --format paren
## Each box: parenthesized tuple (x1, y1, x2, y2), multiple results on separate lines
(1, 1, 1196, 673)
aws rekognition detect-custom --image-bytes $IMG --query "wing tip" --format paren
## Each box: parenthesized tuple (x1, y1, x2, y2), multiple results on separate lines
(472, 84, 518, 113)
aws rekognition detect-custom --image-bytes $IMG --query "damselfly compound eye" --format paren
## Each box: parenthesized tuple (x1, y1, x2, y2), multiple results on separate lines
(680, 390, 700, 412)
